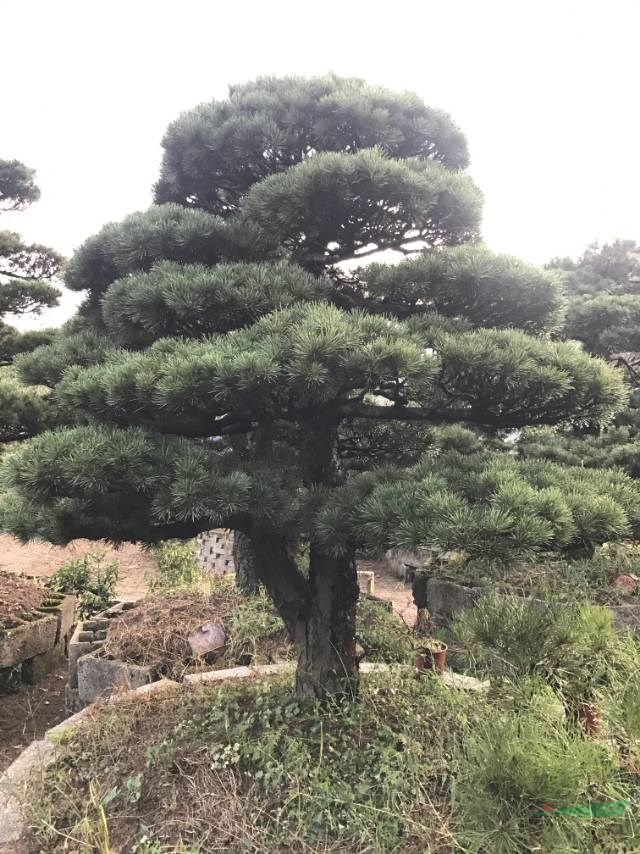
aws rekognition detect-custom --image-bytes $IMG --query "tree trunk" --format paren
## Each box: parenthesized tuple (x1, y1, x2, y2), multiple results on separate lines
(295, 547, 359, 699)
(251, 526, 359, 699)
(232, 530, 259, 594)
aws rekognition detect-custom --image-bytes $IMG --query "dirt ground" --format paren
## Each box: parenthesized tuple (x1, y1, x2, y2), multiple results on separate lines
(0, 543, 413, 774)
(0, 534, 157, 600)
(0, 667, 67, 773)
(360, 559, 417, 626)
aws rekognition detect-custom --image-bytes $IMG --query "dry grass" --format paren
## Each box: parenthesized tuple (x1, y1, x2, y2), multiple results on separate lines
(102, 588, 243, 678)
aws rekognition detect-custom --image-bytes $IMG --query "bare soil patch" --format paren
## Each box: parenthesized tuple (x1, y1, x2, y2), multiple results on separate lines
(0, 573, 46, 627)
(0, 666, 67, 773)
(360, 558, 417, 627)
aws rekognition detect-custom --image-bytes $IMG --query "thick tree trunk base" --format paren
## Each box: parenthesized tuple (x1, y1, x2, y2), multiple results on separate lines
(250, 526, 360, 700)
(293, 548, 359, 700)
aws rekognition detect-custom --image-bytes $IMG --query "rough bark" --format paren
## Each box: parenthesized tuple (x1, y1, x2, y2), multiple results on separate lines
(232, 530, 259, 594)
(250, 528, 359, 698)
(248, 420, 359, 699)
(295, 546, 359, 699)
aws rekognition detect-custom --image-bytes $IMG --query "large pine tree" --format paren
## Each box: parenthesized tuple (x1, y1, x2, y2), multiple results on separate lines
(2, 76, 635, 697)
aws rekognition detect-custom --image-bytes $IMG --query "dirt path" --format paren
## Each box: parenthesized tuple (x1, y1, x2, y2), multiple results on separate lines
(0, 667, 67, 773)
(0, 535, 156, 599)
(360, 559, 417, 627)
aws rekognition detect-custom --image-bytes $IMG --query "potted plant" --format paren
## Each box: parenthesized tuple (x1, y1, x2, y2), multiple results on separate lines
(415, 638, 448, 674)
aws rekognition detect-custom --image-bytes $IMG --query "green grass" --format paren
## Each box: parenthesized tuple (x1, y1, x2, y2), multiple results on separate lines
(28, 670, 478, 852)
(26, 665, 640, 853)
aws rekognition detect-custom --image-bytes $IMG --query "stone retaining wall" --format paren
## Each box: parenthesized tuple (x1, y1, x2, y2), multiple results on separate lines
(66, 571, 378, 711)
(0, 590, 75, 694)
(65, 599, 137, 712)
(423, 574, 640, 634)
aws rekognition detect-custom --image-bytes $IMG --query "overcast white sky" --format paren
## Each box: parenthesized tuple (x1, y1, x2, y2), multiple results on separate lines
(3, 0, 639, 329)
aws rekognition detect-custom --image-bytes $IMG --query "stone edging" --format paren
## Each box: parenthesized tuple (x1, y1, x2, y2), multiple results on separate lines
(0, 661, 487, 848)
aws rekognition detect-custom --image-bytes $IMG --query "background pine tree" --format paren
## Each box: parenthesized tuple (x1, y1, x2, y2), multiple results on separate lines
(519, 239, 640, 475)
(0, 159, 62, 443)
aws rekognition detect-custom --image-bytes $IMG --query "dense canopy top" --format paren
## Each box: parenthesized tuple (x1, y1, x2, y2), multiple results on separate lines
(155, 75, 470, 214)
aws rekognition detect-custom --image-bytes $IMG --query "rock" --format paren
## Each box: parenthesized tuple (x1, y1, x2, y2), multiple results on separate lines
(0, 665, 22, 695)
(612, 574, 638, 595)
(188, 622, 226, 657)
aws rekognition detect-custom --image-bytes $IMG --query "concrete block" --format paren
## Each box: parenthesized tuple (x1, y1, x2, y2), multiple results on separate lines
(425, 577, 483, 627)
(357, 570, 375, 594)
(77, 653, 153, 705)
(67, 639, 103, 688)
(56, 595, 76, 642)
(0, 614, 58, 669)
(184, 665, 253, 686)
(34, 593, 75, 644)
(385, 548, 430, 581)
(22, 640, 66, 684)
(0, 738, 55, 847)
(63, 684, 83, 715)
(81, 618, 108, 632)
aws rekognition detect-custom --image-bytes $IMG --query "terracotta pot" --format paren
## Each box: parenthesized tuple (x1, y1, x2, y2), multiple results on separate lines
(415, 641, 448, 675)
(576, 702, 602, 737)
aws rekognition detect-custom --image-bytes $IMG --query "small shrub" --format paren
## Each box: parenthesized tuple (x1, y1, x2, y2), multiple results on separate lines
(50, 552, 118, 618)
(356, 596, 414, 663)
(149, 540, 202, 593)
(454, 709, 633, 853)
(224, 588, 290, 664)
(453, 593, 574, 679)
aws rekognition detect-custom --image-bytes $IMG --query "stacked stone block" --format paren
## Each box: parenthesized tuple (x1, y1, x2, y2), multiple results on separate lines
(65, 599, 140, 712)
(0, 591, 75, 694)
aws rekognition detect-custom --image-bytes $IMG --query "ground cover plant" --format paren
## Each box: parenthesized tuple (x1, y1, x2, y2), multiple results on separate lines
(25, 665, 640, 853)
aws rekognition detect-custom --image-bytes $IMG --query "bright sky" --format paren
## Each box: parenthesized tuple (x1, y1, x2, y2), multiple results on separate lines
(4, 0, 640, 329)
